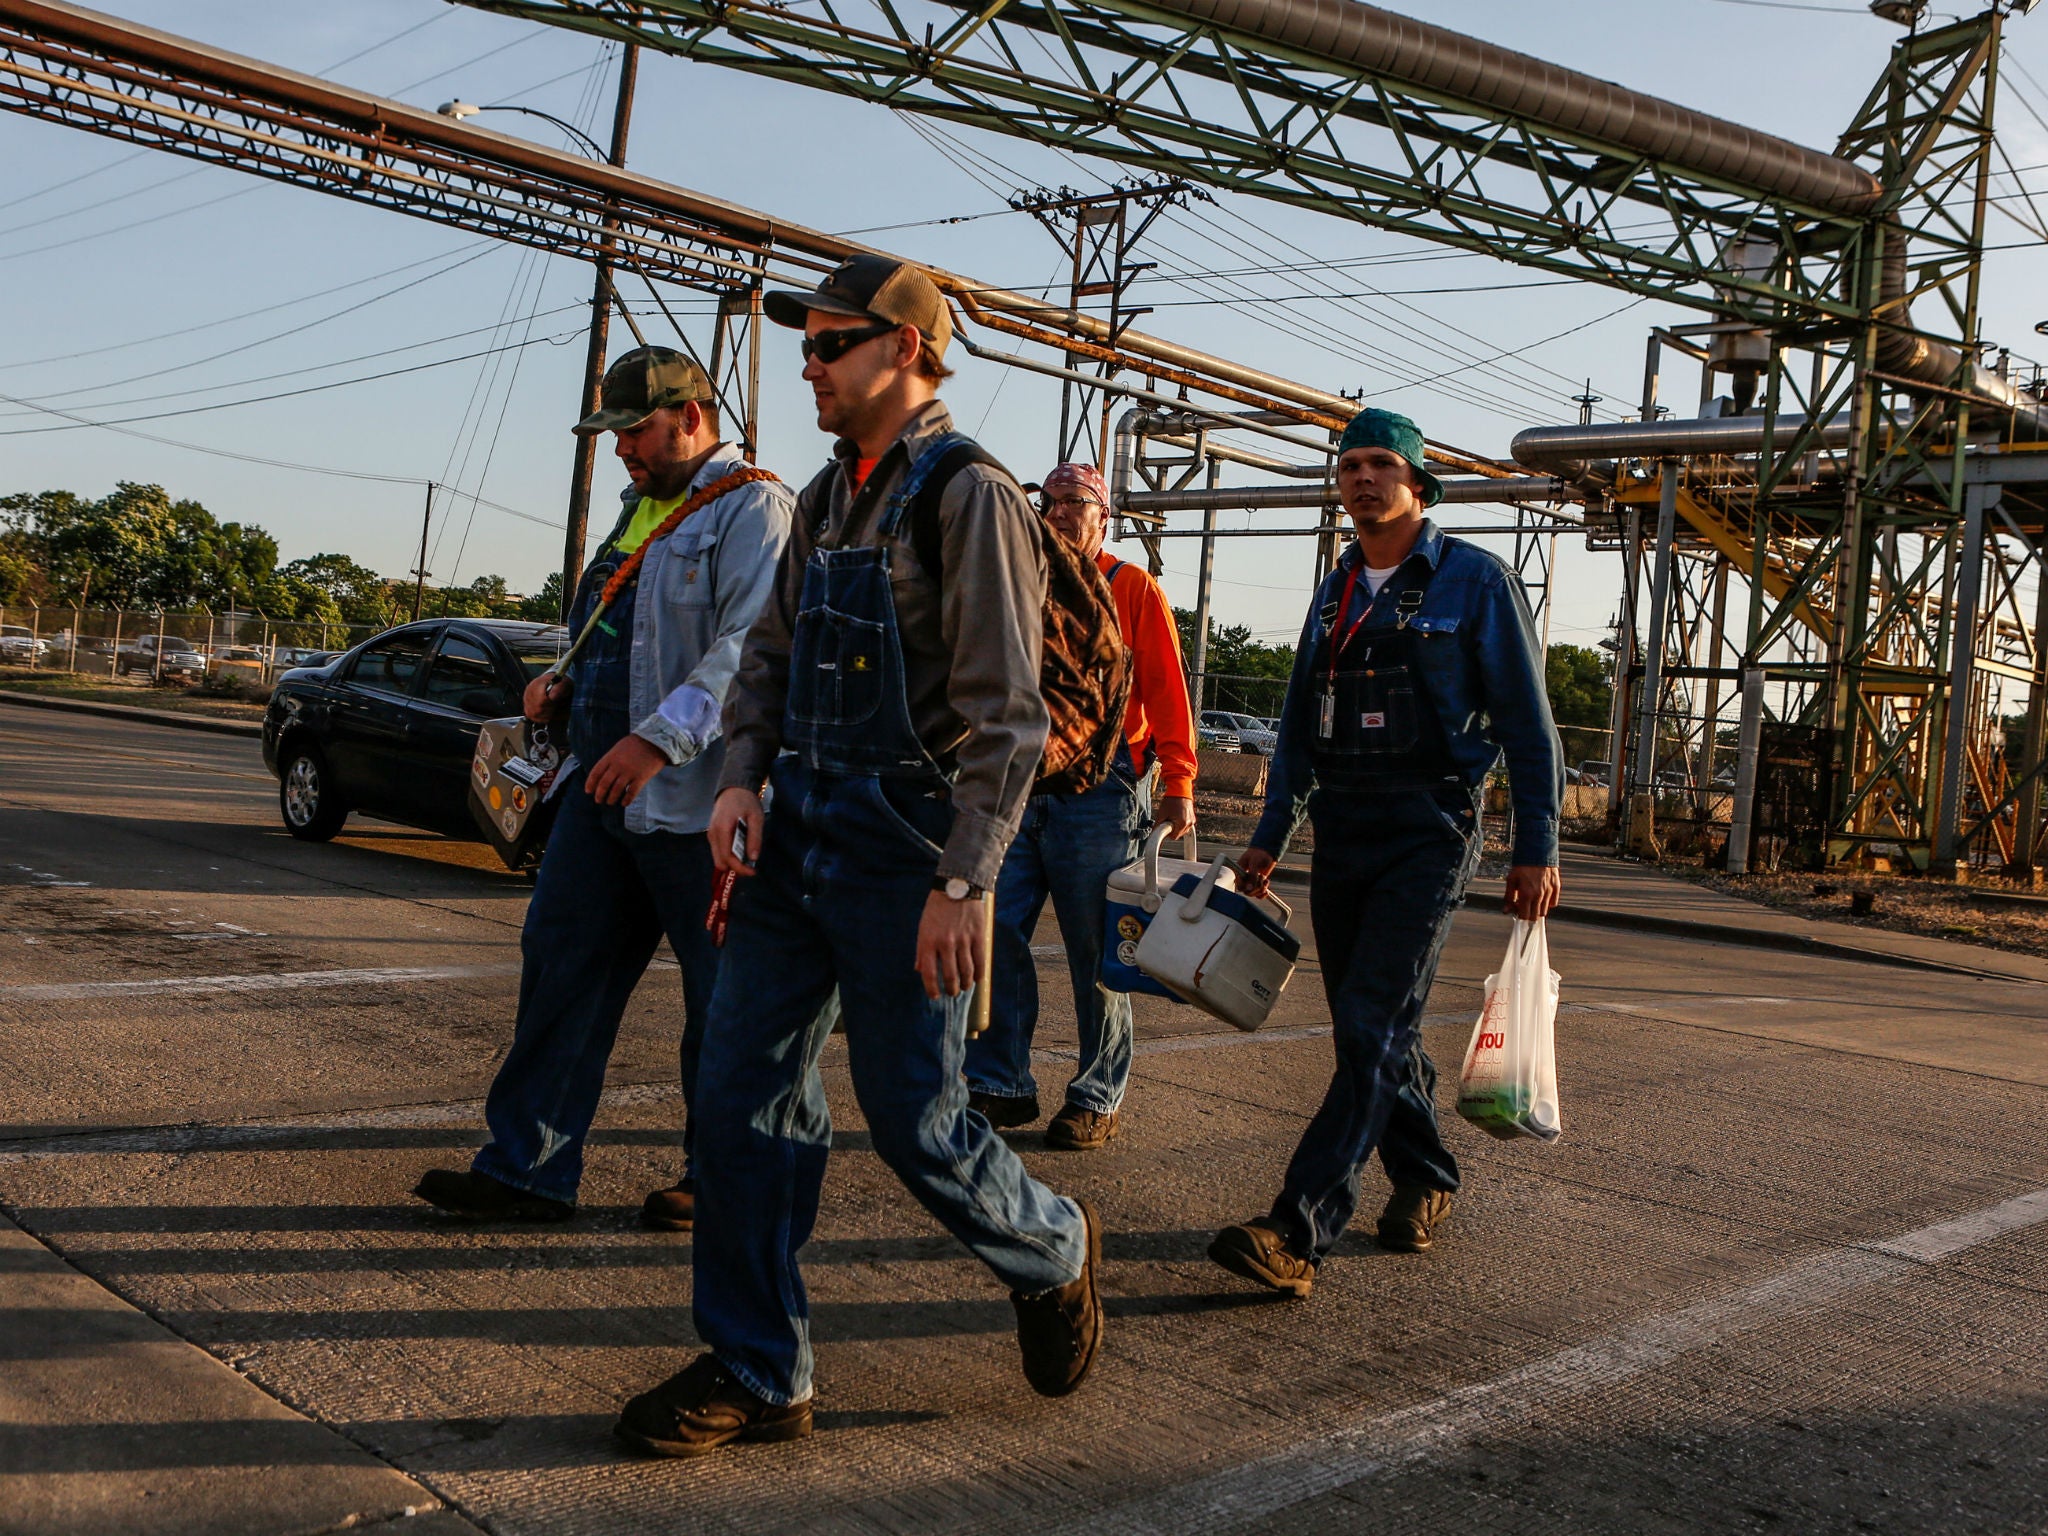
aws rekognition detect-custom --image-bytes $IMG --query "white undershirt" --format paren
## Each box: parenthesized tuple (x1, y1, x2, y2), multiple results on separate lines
(1362, 563, 1401, 597)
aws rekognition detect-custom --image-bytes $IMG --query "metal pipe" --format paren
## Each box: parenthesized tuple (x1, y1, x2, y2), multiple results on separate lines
(1139, 0, 1881, 215)
(1726, 668, 1767, 875)
(1190, 449, 1219, 712)
(1932, 482, 1997, 874)
(1631, 463, 1682, 795)
(1511, 414, 1855, 476)
(1122, 475, 1577, 514)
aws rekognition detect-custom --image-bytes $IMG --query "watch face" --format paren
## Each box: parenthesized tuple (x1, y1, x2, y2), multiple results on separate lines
(947, 878, 972, 900)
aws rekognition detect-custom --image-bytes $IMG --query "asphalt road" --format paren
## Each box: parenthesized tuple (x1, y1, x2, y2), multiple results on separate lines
(3, 699, 2047, 1536)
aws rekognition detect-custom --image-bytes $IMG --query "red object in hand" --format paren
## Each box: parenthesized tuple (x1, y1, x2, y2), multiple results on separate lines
(706, 868, 738, 947)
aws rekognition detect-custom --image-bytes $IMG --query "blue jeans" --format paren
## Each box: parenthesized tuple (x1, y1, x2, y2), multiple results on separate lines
(965, 766, 1149, 1113)
(692, 758, 1087, 1405)
(1268, 787, 1479, 1261)
(472, 768, 719, 1204)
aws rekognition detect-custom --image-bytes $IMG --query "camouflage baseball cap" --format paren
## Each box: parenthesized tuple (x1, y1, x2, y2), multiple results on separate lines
(572, 346, 714, 436)
(763, 254, 953, 358)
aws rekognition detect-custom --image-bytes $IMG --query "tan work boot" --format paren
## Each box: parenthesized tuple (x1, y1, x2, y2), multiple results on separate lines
(640, 1179, 694, 1232)
(1011, 1200, 1103, 1396)
(1207, 1217, 1315, 1298)
(1376, 1186, 1453, 1253)
(614, 1354, 813, 1458)
(1045, 1105, 1119, 1151)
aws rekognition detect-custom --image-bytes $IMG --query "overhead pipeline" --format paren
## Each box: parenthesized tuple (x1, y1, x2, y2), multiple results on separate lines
(1874, 233, 2048, 439)
(1139, 0, 1882, 215)
(1510, 415, 1854, 479)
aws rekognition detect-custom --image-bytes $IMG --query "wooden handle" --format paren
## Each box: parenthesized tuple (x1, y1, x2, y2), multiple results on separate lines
(968, 891, 995, 1038)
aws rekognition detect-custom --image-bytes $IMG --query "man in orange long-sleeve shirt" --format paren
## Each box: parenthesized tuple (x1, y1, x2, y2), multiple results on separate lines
(965, 462, 1197, 1150)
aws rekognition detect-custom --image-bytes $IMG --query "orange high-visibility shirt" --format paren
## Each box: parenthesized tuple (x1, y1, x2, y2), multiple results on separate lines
(1098, 551, 1198, 800)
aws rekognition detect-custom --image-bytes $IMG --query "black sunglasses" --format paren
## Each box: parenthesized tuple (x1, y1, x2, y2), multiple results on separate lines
(800, 320, 898, 365)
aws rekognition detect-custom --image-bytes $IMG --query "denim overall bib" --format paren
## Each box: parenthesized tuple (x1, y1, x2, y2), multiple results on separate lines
(780, 452, 950, 783)
(689, 438, 1088, 1407)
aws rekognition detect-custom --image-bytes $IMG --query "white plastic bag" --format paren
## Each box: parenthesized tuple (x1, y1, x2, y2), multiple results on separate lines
(1455, 918, 1562, 1142)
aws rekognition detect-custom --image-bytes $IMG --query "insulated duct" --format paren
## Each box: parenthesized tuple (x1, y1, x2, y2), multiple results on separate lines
(1141, 0, 1882, 214)
(1510, 415, 1854, 479)
(1874, 234, 2048, 440)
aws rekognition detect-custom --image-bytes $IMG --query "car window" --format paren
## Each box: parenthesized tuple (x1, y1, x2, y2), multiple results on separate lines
(507, 634, 568, 681)
(348, 630, 434, 697)
(418, 631, 512, 715)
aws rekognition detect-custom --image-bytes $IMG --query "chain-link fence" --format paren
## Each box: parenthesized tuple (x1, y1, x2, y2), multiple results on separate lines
(0, 603, 385, 684)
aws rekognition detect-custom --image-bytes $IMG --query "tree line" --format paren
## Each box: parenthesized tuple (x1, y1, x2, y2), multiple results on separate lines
(0, 482, 557, 626)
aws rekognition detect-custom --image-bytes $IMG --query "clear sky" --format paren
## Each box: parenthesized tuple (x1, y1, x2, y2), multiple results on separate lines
(3, 0, 2046, 657)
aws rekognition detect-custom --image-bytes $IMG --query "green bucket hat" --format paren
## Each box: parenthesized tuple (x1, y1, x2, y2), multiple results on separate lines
(1337, 407, 1443, 507)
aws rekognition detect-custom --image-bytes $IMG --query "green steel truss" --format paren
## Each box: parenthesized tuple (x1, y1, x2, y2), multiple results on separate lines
(454, 0, 1886, 325)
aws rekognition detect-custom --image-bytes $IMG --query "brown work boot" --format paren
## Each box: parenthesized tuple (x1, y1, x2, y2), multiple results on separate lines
(412, 1168, 573, 1224)
(1377, 1186, 1453, 1253)
(640, 1179, 694, 1232)
(969, 1090, 1041, 1130)
(1207, 1217, 1315, 1298)
(1045, 1104, 1120, 1151)
(1011, 1199, 1102, 1397)
(614, 1355, 813, 1458)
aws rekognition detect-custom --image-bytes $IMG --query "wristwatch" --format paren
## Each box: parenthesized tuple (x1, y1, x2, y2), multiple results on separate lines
(932, 876, 985, 901)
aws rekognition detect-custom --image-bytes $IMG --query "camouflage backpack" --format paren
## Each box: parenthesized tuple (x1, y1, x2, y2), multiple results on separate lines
(893, 434, 1133, 796)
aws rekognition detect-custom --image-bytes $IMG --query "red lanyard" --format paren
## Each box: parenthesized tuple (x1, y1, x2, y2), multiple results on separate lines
(1325, 563, 1372, 691)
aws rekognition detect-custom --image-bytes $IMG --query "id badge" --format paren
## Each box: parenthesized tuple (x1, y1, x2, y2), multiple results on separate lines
(1318, 690, 1336, 739)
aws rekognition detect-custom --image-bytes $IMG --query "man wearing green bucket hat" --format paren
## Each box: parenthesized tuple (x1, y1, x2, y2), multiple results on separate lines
(1208, 406, 1561, 1298)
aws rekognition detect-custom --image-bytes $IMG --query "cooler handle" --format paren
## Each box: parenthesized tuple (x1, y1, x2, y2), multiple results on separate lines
(1176, 853, 1293, 927)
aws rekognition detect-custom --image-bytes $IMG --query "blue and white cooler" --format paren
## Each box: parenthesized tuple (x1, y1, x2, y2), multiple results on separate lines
(1101, 825, 1223, 1000)
(1132, 854, 1299, 1032)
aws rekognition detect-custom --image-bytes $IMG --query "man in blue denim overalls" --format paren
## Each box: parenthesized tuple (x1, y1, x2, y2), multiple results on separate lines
(413, 350, 793, 1227)
(613, 258, 1102, 1458)
(1208, 408, 1563, 1300)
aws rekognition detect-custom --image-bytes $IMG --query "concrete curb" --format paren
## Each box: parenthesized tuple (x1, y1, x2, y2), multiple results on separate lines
(1267, 859, 2034, 984)
(0, 687, 264, 738)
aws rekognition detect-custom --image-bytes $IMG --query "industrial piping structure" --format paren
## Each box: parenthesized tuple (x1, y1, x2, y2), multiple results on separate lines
(5, 0, 2048, 872)
(457, 0, 2048, 874)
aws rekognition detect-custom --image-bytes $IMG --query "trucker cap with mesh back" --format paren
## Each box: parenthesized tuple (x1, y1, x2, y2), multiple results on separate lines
(764, 254, 953, 359)
(573, 347, 715, 436)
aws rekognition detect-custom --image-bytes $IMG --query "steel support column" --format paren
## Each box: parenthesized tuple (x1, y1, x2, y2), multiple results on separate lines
(1932, 482, 1998, 874)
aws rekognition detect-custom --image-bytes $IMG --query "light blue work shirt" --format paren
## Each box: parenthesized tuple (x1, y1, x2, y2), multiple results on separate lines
(591, 443, 794, 836)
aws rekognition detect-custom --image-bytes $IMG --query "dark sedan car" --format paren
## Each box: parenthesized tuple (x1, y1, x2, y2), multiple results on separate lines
(263, 618, 566, 843)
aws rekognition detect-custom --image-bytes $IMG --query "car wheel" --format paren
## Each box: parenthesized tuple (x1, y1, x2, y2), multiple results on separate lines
(279, 744, 348, 841)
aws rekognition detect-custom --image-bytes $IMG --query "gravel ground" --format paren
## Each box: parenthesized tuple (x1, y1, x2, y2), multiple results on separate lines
(1672, 863, 2048, 958)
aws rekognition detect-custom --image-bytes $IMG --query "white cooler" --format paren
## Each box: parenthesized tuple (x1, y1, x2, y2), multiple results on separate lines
(1133, 853, 1300, 1032)
(1101, 826, 1221, 999)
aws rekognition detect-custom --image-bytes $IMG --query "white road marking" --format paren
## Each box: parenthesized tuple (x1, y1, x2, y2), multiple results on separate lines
(0, 963, 520, 1002)
(1037, 1185, 2048, 1536)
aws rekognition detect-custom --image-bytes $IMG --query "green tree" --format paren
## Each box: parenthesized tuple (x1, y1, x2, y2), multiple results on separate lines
(1546, 642, 1612, 728)
(516, 570, 565, 623)
(280, 553, 397, 626)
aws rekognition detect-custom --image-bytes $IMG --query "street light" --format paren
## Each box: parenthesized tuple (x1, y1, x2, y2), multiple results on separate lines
(436, 100, 605, 160)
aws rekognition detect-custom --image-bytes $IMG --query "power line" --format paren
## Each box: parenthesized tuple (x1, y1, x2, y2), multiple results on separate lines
(0, 301, 585, 420)
(0, 329, 583, 435)
(0, 388, 565, 531)
(13, 246, 509, 407)
(0, 240, 499, 372)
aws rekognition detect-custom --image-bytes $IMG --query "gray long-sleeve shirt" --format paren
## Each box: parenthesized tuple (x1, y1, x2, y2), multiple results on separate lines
(719, 400, 1048, 889)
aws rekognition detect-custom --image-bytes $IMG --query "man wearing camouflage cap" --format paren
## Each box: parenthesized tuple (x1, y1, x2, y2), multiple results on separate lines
(1209, 407, 1562, 1299)
(414, 347, 794, 1228)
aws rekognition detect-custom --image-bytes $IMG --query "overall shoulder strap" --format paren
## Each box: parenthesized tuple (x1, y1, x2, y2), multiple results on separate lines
(901, 434, 1003, 580)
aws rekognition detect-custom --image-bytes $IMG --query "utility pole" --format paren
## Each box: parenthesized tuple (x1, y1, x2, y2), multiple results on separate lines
(1013, 179, 1196, 466)
(411, 481, 434, 622)
(561, 43, 640, 621)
